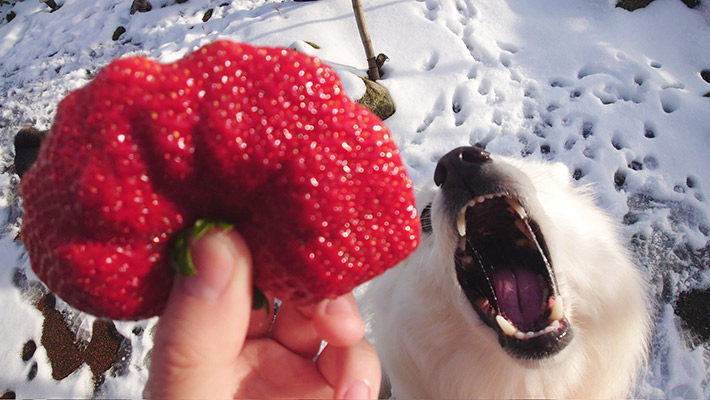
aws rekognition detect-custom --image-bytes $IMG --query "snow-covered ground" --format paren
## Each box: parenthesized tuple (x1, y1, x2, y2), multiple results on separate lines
(0, 0, 708, 397)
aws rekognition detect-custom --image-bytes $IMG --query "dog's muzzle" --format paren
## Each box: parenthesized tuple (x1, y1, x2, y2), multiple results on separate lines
(431, 146, 572, 360)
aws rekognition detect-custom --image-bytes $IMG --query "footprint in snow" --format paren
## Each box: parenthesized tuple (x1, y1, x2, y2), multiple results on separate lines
(581, 121, 594, 139)
(496, 41, 519, 68)
(659, 89, 680, 113)
(499, 52, 513, 68)
(644, 122, 657, 139)
(496, 41, 520, 54)
(423, 0, 440, 21)
(477, 77, 491, 96)
(643, 155, 659, 170)
(422, 51, 440, 71)
(550, 78, 574, 88)
(563, 137, 577, 151)
(454, 0, 477, 21)
(467, 65, 478, 79)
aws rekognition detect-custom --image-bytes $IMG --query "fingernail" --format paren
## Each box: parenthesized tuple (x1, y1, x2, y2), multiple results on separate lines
(325, 295, 355, 316)
(342, 379, 371, 400)
(175, 233, 236, 301)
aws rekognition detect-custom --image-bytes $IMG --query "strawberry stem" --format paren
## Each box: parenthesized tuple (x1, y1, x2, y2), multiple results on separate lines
(170, 218, 235, 276)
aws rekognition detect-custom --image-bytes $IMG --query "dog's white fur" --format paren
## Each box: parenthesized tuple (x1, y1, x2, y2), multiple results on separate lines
(361, 155, 651, 399)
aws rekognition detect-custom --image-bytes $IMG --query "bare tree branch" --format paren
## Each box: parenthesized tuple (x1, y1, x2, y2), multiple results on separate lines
(351, 0, 380, 81)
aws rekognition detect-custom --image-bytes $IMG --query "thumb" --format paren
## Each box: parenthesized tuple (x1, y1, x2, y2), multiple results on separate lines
(146, 228, 253, 398)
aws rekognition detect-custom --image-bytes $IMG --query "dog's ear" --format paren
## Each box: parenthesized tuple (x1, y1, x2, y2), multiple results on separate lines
(14, 126, 48, 178)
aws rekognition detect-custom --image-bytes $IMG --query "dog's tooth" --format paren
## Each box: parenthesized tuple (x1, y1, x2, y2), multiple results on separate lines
(457, 210, 467, 237)
(505, 197, 528, 219)
(495, 315, 518, 337)
(514, 331, 526, 340)
(550, 296, 564, 321)
(514, 219, 535, 243)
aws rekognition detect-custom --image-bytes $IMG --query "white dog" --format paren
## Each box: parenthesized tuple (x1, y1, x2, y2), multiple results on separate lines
(360, 146, 651, 399)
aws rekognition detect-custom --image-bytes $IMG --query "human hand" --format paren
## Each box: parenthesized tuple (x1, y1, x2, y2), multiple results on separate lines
(144, 228, 381, 399)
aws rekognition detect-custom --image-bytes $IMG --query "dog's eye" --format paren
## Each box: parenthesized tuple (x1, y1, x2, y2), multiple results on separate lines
(420, 203, 433, 234)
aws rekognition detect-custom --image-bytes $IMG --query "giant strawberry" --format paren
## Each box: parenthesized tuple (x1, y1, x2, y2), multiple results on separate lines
(21, 41, 420, 320)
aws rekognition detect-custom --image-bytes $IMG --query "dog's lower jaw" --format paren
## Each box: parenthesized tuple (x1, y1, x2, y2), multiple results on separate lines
(368, 269, 561, 399)
(370, 255, 646, 398)
(368, 262, 625, 399)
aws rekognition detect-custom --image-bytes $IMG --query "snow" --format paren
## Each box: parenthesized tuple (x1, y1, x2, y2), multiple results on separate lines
(0, 0, 709, 397)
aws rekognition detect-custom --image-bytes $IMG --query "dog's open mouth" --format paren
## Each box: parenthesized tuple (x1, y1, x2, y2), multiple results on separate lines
(454, 193, 572, 359)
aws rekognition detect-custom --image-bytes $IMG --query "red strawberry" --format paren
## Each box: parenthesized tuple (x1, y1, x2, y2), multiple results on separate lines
(20, 41, 420, 320)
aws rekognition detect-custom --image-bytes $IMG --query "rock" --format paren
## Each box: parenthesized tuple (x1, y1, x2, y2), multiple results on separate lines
(13, 126, 47, 178)
(288, 40, 320, 56)
(130, 0, 152, 14)
(616, 0, 654, 11)
(304, 41, 320, 49)
(701, 69, 710, 84)
(617, 0, 701, 10)
(681, 0, 701, 7)
(202, 8, 213, 22)
(21, 340, 37, 362)
(357, 78, 395, 121)
(674, 288, 710, 343)
(112, 26, 127, 41)
(41, 0, 61, 12)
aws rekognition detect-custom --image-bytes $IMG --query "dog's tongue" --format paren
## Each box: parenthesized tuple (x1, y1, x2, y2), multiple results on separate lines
(492, 266, 545, 331)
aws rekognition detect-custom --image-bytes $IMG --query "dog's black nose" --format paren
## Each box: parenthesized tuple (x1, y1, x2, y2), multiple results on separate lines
(434, 146, 490, 187)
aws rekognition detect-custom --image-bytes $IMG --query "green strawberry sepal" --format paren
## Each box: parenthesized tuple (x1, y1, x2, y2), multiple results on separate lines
(169, 218, 270, 313)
